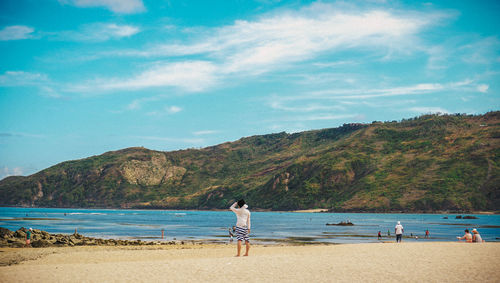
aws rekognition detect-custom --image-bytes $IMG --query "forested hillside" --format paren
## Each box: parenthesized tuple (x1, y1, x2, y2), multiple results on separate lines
(1, 112, 498, 212)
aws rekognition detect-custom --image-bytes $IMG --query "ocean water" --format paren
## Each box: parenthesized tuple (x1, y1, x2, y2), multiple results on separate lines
(0, 207, 498, 244)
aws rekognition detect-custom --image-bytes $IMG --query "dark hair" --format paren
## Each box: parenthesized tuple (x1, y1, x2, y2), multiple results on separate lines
(237, 199, 246, 208)
(465, 229, 469, 233)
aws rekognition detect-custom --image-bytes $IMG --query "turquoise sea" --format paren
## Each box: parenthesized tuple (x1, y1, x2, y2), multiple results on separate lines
(1, 207, 499, 244)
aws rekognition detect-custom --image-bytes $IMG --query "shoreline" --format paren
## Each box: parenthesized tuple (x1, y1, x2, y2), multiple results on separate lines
(2, 206, 498, 214)
(5, 226, 497, 248)
(1, 242, 499, 282)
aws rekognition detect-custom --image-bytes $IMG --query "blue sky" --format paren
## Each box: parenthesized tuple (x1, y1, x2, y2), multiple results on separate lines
(0, 0, 499, 179)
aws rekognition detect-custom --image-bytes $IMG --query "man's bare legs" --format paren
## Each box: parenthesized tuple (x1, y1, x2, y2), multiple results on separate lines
(244, 240, 250, 256)
(236, 240, 250, 256)
(236, 240, 241, 256)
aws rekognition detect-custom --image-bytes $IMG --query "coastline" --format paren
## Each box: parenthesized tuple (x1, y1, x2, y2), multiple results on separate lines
(2, 205, 498, 214)
(1, 242, 499, 282)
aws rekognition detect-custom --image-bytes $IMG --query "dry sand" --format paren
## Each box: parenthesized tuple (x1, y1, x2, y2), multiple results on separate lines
(1, 242, 499, 283)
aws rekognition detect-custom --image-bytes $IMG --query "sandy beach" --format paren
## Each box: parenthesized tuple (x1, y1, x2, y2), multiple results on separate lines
(1, 242, 499, 282)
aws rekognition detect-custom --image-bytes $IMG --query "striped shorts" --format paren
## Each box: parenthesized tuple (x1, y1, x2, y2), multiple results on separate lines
(235, 226, 250, 242)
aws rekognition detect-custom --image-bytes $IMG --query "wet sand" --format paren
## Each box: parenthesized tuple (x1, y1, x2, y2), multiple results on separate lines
(1, 242, 499, 282)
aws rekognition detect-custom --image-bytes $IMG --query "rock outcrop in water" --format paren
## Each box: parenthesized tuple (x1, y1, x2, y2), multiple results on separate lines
(326, 221, 354, 226)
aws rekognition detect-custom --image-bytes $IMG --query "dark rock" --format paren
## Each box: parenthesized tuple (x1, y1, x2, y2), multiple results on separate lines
(0, 227, 13, 238)
(455, 215, 462, 219)
(443, 217, 448, 219)
(83, 239, 97, 245)
(463, 216, 479, 219)
(326, 221, 354, 226)
(7, 238, 24, 245)
(9, 241, 25, 248)
(31, 239, 51, 248)
(14, 230, 26, 239)
(69, 236, 82, 245)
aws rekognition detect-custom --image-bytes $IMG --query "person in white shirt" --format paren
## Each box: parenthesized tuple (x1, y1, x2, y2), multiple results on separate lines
(230, 199, 251, 256)
(395, 221, 404, 243)
(472, 228, 484, 243)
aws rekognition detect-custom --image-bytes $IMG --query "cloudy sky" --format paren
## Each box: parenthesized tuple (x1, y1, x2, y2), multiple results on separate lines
(0, 0, 499, 179)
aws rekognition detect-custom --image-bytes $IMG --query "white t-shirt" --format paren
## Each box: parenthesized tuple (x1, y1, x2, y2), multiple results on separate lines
(473, 233, 482, 243)
(395, 224, 404, 235)
(230, 202, 251, 229)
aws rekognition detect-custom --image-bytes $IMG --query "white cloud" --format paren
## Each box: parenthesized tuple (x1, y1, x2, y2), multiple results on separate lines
(0, 71, 65, 99)
(39, 86, 63, 99)
(72, 61, 217, 93)
(166, 106, 182, 114)
(145, 106, 182, 117)
(264, 79, 483, 117)
(289, 72, 358, 86)
(460, 36, 500, 65)
(312, 61, 357, 68)
(133, 8, 436, 74)
(0, 71, 48, 86)
(306, 79, 476, 100)
(124, 95, 166, 111)
(0, 132, 45, 138)
(60, 23, 140, 42)
(82, 3, 443, 92)
(408, 107, 449, 114)
(0, 166, 24, 180)
(127, 100, 141, 110)
(0, 25, 34, 41)
(425, 36, 500, 71)
(61, 0, 145, 14)
(426, 45, 449, 70)
(222, 10, 427, 73)
(477, 84, 489, 93)
(193, 130, 219, 136)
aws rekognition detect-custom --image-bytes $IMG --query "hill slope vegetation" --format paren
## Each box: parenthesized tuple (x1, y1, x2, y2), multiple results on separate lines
(1, 112, 499, 212)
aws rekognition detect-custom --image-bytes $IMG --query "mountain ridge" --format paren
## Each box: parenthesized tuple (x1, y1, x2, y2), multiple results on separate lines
(1, 111, 499, 212)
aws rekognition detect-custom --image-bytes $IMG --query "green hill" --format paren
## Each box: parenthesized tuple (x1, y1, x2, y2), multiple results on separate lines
(1, 112, 499, 212)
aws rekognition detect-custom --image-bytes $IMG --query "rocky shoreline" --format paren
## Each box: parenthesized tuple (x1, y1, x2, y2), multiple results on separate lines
(0, 227, 187, 248)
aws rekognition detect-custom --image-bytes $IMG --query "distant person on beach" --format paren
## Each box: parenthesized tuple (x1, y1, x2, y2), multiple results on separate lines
(230, 200, 251, 256)
(25, 228, 32, 247)
(472, 229, 484, 243)
(395, 221, 404, 243)
(425, 230, 430, 238)
(378, 231, 382, 240)
(457, 229, 472, 242)
(387, 229, 390, 236)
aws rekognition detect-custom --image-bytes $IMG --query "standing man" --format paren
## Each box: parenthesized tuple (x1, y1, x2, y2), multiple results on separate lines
(395, 221, 404, 243)
(230, 200, 251, 256)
